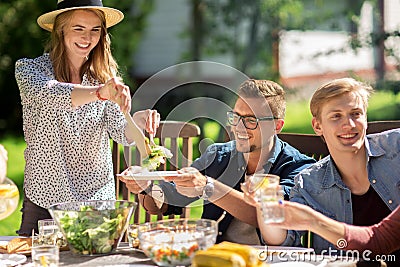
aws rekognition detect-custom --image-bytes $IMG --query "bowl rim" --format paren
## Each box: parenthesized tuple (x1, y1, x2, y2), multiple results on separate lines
(47, 200, 137, 256)
(48, 200, 137, 210)
(138, 218, 218, 227)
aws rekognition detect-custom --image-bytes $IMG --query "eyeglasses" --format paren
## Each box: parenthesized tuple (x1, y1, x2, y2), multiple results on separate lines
(227, 111, 276, 130)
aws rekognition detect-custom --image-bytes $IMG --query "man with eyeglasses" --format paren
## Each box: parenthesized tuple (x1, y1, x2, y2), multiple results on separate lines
(120, 79, 315, 245)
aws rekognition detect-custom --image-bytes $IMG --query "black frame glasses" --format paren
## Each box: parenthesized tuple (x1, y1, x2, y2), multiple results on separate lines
(227, 111, 276, 130)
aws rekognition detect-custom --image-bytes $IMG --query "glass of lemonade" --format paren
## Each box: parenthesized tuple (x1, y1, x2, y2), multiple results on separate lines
(31, 245, 59, 267)
(246, 173, 280, 202)
(0, 177, 20, 220)
(259, 185, 285, 223)
(241, 173, 285, 223)
(127, 224, 140, 249)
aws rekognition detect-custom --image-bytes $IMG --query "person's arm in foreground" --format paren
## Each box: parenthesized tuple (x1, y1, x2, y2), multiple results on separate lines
(263, 201, 345, 245)
(243, 188, 290, 245)
(344, 205, 400, 255)
(266, 201, 400, 255)
(71, 77, 131, 113)
(119, 165, 258, 225)
(164, 167, 258, 227)
(73, 77, 159, 147)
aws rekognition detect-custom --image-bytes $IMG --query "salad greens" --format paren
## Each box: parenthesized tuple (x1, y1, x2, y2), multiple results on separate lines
(142, 144, 173, 170)
(58, 205, 125, 255)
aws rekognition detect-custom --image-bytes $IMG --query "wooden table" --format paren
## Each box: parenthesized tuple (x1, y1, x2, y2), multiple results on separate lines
(22, 243, 156, 266)
(0, 236, 388, 267)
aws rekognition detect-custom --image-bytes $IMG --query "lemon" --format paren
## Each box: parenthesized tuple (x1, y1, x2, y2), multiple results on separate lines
(0, 184, 19, 198)
(40, 255, 48, 267)
(248, 175, 269, 192)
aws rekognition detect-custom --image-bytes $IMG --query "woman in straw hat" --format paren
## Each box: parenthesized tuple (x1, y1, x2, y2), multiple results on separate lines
(15, 0, 160, 235)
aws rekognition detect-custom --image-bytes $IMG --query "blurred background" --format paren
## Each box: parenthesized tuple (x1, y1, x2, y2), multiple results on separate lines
(1, 0, 399, 234)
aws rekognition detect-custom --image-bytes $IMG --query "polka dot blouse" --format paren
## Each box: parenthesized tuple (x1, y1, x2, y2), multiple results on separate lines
(15, 54, 133, 208)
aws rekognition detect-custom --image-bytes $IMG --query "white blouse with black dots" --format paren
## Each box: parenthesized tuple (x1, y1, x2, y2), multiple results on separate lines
(15, 54, 133, 208)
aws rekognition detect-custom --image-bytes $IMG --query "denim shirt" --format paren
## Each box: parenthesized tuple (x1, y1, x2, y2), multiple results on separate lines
(160, 136, 316, 243)
(285, 129, 400, 252)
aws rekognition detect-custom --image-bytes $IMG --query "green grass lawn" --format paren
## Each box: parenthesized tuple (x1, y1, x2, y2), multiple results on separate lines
(1, 90, 399, 236)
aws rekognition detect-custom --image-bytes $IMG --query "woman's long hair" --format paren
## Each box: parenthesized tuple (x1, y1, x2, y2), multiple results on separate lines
(45, 9, 120, 83)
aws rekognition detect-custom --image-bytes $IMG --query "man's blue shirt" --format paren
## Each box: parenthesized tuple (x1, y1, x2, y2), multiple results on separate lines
(286, 129, 400, 252)
(160, 136, 316, 243)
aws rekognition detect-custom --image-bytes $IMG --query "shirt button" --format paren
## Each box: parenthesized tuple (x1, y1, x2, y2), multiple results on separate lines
(372, 179, 376, 184)
(388, 200, 393, 204)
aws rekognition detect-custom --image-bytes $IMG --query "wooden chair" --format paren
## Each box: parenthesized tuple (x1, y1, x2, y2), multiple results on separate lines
(278, 120, 400, 160)
(112, 120, 201, 223)
(277, 133, 328, 160)
(366, 120, 400, 134)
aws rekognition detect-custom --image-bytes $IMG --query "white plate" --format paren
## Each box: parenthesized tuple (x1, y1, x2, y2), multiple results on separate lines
(117, 171, 180, 181)
(0, 254, 27, 266)
(254, 245, 315, 254)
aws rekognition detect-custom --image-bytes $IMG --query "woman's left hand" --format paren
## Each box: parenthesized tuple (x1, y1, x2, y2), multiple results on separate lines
(100, 78, 131, 113)
(132, 109, 160, 137)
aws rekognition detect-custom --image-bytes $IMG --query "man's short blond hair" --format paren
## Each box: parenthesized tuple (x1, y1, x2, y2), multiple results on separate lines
(310, 78, 374, 119)
(238, 79, 286, 119)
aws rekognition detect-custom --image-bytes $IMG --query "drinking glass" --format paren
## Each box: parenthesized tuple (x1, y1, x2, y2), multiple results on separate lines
(31, 245, 59, 267)
(259, 186, 285, 223)
(241, 173, 284, 223)
(246, 173, 280, 202)
(127, 224, 140, 249)
(0, 177, 19, 220)
(37, 219, 68, 248)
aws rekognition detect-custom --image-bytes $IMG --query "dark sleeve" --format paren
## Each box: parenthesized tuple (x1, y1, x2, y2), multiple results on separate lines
(160, 144, 221, 216)
(158, 181, 199, 216)
(344, 206, 400, 255)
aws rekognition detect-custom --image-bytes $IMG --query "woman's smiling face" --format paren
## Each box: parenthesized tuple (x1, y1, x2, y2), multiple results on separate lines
(63, 10, 102, 62)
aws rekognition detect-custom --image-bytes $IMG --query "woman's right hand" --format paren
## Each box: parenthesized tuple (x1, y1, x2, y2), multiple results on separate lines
(118, 166, 151, 194)
(98, 77, 131, 113)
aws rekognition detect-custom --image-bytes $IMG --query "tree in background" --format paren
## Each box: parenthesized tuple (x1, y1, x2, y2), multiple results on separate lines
(111, 0, 154, 87)
(0, 0, 53, 136)
(196, 0, 366, 80)
(0, 0, 154, 136)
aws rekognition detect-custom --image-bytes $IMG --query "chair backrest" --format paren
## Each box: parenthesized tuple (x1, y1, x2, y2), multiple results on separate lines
(113, 120, 201, 223)
(277, 133, 328, 160)
(366, 120, 400, 134)
(278, 120, 400, 160)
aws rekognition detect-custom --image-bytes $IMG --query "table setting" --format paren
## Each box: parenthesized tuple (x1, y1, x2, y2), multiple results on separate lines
(0, 167, 388, 267)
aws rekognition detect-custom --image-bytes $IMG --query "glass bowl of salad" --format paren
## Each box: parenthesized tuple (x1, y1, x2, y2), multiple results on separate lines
(48, 200, 137, 256)
(138, 218, 218, 266)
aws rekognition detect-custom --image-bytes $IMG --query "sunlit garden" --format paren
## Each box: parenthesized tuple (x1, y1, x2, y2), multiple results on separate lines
(1, 90, 399, 236)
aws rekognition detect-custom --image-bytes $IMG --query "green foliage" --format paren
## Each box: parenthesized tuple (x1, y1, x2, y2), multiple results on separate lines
(109, 0, 155, 88)
(0, 90, 399, 235)
(198, 0, 360, 78)
(0, 0, 53, 135)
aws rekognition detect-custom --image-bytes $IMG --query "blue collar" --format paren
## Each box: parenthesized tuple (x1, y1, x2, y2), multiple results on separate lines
(234, 135, 281, 174)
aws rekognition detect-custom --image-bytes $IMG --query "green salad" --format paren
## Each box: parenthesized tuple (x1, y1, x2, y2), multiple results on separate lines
(58, 205, 125, 255)
(142, 143, 173, 170)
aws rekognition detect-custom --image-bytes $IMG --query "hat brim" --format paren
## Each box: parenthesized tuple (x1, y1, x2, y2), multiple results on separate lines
(37, 6, 124, 31)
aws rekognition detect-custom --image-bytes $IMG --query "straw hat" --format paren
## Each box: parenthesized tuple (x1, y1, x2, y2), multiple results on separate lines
(37, 0, 124, 31)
